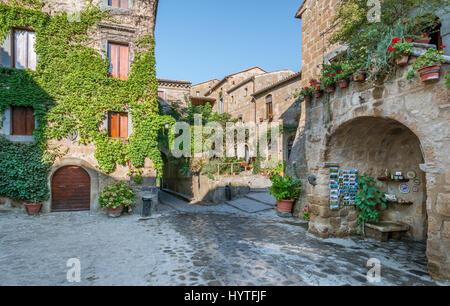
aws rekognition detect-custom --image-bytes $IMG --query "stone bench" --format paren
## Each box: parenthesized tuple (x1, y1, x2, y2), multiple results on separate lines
(365, 221, 410, 242)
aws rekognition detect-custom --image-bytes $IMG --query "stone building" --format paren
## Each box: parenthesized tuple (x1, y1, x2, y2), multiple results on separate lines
(0, 0, 160, 213)
(292, 0, 450, 281)
(157, 78, 191, 113)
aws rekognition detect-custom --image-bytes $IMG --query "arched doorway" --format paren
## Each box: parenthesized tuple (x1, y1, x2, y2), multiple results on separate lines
(52, 166, 91, 212)
(326, 117, 427, 240)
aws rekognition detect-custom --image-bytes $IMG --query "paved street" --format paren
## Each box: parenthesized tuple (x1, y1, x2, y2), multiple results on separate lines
(0, 192, 437, 286)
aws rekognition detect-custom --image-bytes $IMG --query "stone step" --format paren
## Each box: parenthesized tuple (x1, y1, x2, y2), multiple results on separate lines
(244, 192, 276, 206)
(225, 198, 274, 213)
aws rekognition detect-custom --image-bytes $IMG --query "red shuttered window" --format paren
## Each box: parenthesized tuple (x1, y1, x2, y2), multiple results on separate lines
(11, 106, 35, 136)
(108, 0, 128, 9)
(108, 42, 129, 80)
(108, 112, 128, 138)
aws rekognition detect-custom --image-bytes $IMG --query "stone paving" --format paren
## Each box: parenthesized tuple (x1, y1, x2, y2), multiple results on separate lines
(0, 192, 440, 286)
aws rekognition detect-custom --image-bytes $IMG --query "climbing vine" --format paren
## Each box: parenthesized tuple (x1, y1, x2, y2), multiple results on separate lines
(0, 1, 172, 201)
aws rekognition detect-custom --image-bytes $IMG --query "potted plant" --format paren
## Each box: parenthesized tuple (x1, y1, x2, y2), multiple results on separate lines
(353, 69, 367, 82)
(296, 87, 314, 103)
(414, 33, 431, 44)
(336, 67, 352, 88)
(407, 47, 445, 82)
(269, 174, 302, 214)
(99, 181, 135, 218)
(388, 39, 412, 66)
(301, 207, 310, 221)
(321, 63, 340, 93)
(25, 200, 43, 216)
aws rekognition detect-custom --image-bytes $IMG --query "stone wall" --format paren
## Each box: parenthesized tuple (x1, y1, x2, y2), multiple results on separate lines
(298, 53, 449, 280)
(0, 0, 159, 213)
(295, 0, 341, 87)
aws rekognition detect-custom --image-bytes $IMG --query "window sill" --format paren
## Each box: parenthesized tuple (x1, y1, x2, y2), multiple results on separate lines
(3, 135, 35, 143)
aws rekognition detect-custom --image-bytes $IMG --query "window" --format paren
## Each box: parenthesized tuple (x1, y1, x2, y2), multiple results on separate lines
(108, 0, 128, 8)
(196, 91, 200, 97)
(218, 96, 224, 114)
(11, 106, 35, 136)
(158, 90, 165, 99)
(108, 112, 128, 138)
(266, 95, 273, 119)
(9, 29, 37, 70)
(108, 42, 129, 80)
(231, 96, 234, 104)
(244, 88, 248, 97)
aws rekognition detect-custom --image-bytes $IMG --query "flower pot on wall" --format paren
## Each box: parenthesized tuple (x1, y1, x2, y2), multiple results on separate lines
(304, 95, 312, 103)
(325, 85, 336, 93)
(418, 65, 441, 82)
(107, 205, 124, 218)
(25, 202, 42, 216)
(353, 71, 366, 82)
(314, 91, 323, 98)
(277, 200, 295, 213)
(414, 37, 431, 44)
(395, 55, 409, 66)
(338, 79, 350, 88)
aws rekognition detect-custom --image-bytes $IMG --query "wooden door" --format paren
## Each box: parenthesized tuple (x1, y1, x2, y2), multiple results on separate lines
(52, 166, 90, 212)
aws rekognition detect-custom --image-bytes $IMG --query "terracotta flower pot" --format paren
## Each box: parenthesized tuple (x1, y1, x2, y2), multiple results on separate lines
(314, 91, 323, 98)
(395, 55, 409, 66)
(107, 205, 124, 218)
(418, 65, 441, 82)
(25, 202, 42, 216)
(414, 37, 431, 44)
(277, 200, 295, 213)
(304, 95, 312, 103)
(325, 85, 336, 93)
(232, 172, 236, 176)
(338, 79, 349, 88)
(353, 71, 366, 82)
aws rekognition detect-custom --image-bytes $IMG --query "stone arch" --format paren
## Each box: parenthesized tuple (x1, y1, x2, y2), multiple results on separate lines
(44, 158, 100, 213)
(322, 116, 428, 239)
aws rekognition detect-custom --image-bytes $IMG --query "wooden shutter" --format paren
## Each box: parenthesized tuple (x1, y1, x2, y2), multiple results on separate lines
(14, 30, 36, 70)
(108, 43, 129, 80)
(12, 106, 34, 136)
(108, 112, 128, 138)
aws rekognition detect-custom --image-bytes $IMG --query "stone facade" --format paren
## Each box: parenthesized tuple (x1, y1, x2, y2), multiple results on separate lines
(158, 79, 191, 113)
(191, 79, 219, 97)
(0, 0, 160, 213)
(295, 0, 341, 87)
(291, 0, 450, 282)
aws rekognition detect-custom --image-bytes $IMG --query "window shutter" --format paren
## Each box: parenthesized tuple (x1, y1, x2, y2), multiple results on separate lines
(120, 0, 128, 9)
(109, 112, 119, 138)
(12, 106, 34, 135)
(119, 113, 128, 138)
(109, 0, 120, 7)
(0, 32, 12, 68)
(108, 43, 129, 80)
(119, 45, 129, 80)
(14, 30, 27, 69)
(27, 31, 36, 70)
(109, 112, 128, 138)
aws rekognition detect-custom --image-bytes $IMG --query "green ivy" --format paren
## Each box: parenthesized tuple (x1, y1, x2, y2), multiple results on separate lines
(0, 2, 172, 202)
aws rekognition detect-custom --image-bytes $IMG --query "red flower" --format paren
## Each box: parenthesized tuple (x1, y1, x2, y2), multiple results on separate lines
(328, 74, 331, 77)
(441, 45, 447, 49)
(392, 37, 401, 44)
(403, 21, 408, 24)
(423, 33, 427, 37)
(305, 87, 309, 90)
(316, 86, 320, 90)
(332, 73, 336, 76)
(388, 46, 395, 52)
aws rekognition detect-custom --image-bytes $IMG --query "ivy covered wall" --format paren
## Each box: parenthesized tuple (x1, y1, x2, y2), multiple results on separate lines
(0, 1, 173, 202)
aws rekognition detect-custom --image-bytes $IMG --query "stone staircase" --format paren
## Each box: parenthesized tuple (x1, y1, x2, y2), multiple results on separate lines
(224, 189, 276, 213)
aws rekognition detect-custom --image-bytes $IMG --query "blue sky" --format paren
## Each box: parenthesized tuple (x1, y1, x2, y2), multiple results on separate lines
(155, 0, 303, 85)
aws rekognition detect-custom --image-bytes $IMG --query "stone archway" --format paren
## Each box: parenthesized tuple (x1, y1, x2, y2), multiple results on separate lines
(323, 116, 427, 240)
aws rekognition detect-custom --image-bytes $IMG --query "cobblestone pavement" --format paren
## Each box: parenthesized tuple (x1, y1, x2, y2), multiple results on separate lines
(0, 193, 438, 286)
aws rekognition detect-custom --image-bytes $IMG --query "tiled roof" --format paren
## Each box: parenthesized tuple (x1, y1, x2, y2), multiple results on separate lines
(204, 66, 266, 96)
